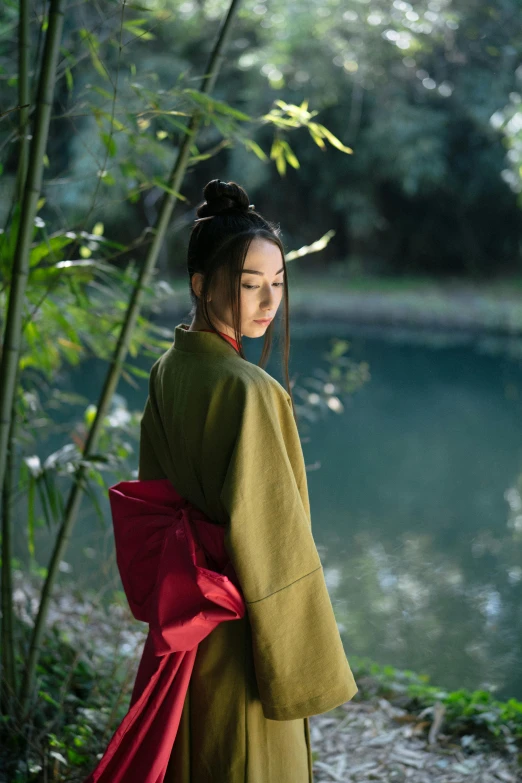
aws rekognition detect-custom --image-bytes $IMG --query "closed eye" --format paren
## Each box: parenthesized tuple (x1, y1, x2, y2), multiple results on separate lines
(242, 282, 285, 290)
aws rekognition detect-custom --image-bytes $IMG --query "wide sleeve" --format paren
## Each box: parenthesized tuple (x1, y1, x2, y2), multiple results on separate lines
(219, 376, 358, 720)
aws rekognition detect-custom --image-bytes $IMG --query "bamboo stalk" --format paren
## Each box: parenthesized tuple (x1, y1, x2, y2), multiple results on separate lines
(0, 393, 18, 714)
(15, 0, 30, 202)
(17, 0, 243, 719)
(0, 0, 66, 489)
(0, 0, 67, 719)
(0, 0, 30, 715)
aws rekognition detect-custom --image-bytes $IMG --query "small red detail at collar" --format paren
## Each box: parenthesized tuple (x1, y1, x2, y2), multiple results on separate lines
(199, 328, 240, 353)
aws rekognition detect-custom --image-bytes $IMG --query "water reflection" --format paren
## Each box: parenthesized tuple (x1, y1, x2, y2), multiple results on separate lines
(319, 528, 520, 700)
(280, 324, 522, 700)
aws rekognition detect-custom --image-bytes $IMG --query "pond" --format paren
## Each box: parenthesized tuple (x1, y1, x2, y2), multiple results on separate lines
(20, 317, 522, 701)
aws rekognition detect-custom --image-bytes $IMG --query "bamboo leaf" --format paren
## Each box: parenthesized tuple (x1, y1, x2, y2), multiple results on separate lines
(315, 124, 353, 154)
(164, 117, 193, 136)
(123, 25, 156, 41)
(0, 202, 21, 266)
(270, 138, 281, 159)
(96, 109, 127, 132)
(121, 368, 140, 389)
(262, 113, 301, 128)
(188, 151, 213, 163)
(29, 234, 75, 267)
(308, 123, 326, 150)
(151, 177, 187, 200)
(122, 18, 149, 29)
(57, 337, 82, 353)
(42, 470, 60, 522)
(88, 466, 107, 487)
(243, 137, 268, 161)
(81, 480, 106, 529)
(98, 171, 116, 185)
(92, 86, 113, 101)
(39, 690, 60, 708)
(91, 51, 109, 81)
(77, 230, 127, 250)
(183, 89, 251, 120)
(35, 479, 52, 532)
(28, 476, 35, 557)
(65, 66, 73, 92)
(125, 364, 150, 379)
(101, 132, 117, 157)
(275, 154, 286, 175)
(270, 139, 287, 175)
(280, 140, 300, 169)
(285, 229, 336, 261)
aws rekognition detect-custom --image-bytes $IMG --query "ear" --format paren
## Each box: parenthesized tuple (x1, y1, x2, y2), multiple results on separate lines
(191, 272, 203, 299)
(191, 271, 213, 304)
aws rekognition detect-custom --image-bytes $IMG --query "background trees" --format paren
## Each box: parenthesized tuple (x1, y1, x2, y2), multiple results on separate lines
(2, 0, 522, 279)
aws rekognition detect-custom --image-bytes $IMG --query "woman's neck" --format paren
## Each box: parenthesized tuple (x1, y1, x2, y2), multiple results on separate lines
(186, 320, 240, 352)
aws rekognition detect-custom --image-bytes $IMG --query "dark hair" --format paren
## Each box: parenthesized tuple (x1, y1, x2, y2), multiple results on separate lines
(187, 179, 296, 419)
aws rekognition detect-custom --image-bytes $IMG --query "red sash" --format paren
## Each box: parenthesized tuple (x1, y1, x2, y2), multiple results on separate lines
(83, 479, 245, 783)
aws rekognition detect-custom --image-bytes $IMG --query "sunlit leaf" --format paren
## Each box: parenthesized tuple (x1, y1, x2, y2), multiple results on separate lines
(280, 140, 300, 169)
(315, 124, 353, 154)
(286, 230, 336, 261)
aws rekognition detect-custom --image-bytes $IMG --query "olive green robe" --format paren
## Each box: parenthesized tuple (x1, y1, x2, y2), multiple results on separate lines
(138, 324, 358, 783)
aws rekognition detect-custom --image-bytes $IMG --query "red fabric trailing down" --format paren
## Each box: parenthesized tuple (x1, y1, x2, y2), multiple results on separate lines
(83, 479, 245, 783)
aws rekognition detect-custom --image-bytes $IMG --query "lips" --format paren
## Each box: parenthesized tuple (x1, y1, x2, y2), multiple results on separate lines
(254, 318, 272, 323)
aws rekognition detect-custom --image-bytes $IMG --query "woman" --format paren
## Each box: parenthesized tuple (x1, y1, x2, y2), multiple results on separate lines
(136, 179, 356, 782)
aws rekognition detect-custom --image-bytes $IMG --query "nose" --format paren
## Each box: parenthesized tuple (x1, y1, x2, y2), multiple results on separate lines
(261, 285, 278, 309)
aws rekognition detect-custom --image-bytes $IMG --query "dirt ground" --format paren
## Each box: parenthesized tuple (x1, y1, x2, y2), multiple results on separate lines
(310, 697, 519, 783)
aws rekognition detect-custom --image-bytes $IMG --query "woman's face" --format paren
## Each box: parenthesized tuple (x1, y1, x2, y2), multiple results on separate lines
(193, 238, 285, 338)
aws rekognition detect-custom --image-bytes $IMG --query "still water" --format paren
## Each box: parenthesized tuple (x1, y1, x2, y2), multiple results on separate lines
(24, 318, 522, 700)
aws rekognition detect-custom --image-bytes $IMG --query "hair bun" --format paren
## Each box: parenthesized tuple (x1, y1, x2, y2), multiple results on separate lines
(196, 179, 251, 219)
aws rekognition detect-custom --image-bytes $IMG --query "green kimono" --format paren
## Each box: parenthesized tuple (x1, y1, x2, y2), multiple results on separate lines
(138, 323, 358, 782)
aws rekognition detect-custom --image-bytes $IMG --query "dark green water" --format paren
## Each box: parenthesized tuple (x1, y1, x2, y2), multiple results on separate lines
(22, 319, 522, 700)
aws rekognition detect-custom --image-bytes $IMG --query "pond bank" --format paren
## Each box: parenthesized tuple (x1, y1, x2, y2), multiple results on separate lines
(5, 572, 521, 782)
(160, 274, 522, 336)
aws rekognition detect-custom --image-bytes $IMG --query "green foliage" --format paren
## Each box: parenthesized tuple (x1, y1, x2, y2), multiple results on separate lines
(351, 656, 522, 755)
(0, 209, 177, 569)
(0, 215, 174, 379)
(291, 336, 370, 427)
(1, 611, 137, 782)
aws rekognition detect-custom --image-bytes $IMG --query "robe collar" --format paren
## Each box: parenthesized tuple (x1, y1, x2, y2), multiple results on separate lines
(173, 323, 240, 355)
